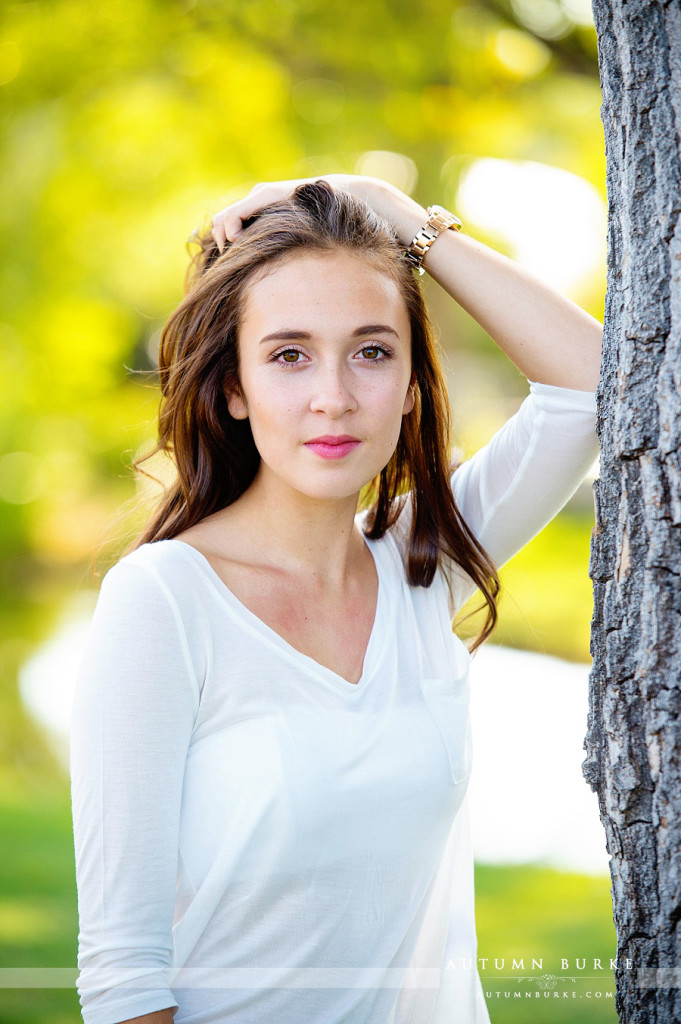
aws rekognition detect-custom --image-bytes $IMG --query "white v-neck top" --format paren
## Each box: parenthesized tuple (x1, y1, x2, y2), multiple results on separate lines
(70, 380, 599, 1024)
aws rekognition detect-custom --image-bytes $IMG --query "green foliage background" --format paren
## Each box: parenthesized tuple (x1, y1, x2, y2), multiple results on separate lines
(1, 1, 615, 1020)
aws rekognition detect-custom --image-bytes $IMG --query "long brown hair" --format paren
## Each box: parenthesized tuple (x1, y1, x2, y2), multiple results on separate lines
(134, 181, 500, 649)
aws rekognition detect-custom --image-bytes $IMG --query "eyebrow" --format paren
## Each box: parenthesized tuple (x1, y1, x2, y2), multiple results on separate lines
(259, 324, 400, 344)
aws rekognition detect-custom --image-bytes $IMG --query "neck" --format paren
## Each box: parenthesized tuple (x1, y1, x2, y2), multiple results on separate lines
(217, 465, 366, 585)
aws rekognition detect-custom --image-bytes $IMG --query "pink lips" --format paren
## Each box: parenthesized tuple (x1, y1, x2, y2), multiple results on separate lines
(303, 435, 362, 460)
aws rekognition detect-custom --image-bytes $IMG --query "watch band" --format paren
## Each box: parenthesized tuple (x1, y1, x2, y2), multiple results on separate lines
(403, 205, 462, 274)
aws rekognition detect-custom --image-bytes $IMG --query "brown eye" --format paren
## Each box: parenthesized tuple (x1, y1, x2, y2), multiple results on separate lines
(280, 350, 302, 363)
(361, 347, 381, 359)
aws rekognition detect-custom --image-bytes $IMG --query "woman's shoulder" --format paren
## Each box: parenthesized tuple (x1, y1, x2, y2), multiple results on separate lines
(94, 542, 212, 664)
(99, 539, 199, 608)
(105, 538, 186, 578)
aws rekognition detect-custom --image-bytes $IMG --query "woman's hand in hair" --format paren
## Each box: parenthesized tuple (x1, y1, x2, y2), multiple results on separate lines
(210, 175, 426, 252)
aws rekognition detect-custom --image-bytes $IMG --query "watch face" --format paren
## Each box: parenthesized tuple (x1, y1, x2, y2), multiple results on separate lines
(427, 205, 462, 231)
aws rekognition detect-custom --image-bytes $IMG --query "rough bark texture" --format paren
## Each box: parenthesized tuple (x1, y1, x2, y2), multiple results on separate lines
(584, 1, 681, 1021)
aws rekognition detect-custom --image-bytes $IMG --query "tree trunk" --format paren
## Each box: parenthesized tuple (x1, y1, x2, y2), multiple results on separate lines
(584, 1, 681, 1021)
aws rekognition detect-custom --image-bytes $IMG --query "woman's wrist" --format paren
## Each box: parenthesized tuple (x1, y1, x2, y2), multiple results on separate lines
(365, 182, 467, 264)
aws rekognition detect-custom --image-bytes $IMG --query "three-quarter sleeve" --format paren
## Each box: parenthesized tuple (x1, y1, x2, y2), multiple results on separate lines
(445, 380, 599, 613)
(70, 560, 200, 1024)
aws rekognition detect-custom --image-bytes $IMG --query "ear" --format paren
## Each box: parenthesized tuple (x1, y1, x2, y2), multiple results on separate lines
(226, 385, 249, 420)
(402, 379, 416, 416)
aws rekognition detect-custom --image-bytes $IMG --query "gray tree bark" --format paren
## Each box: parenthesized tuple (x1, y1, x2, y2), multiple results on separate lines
(583, 1, 681, 1021)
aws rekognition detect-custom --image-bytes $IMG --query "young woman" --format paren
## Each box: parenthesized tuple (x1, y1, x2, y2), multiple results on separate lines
(70, 174, 602, 1024)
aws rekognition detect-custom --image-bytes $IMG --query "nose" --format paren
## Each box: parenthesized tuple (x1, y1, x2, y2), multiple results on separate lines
(309, 362, 358, 418)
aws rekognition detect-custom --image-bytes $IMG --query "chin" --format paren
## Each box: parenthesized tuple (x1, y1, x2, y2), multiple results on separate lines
(261, 450, 392, 502)
(294, 480, 368, 503)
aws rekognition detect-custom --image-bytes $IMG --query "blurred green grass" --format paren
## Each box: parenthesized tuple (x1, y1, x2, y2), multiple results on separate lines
(0, 790, 80, 1023)
(1, 788, 615, 1024)
(476, 863, 617, 1022)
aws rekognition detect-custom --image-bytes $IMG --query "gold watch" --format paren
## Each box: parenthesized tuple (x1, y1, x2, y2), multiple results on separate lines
(403, 205, 462, 274)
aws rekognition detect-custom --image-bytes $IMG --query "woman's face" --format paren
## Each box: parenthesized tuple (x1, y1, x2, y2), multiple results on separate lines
(228, 249, 414, 503)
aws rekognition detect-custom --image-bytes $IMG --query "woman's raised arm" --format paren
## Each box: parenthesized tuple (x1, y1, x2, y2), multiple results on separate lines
(210, 174, 603, 392)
